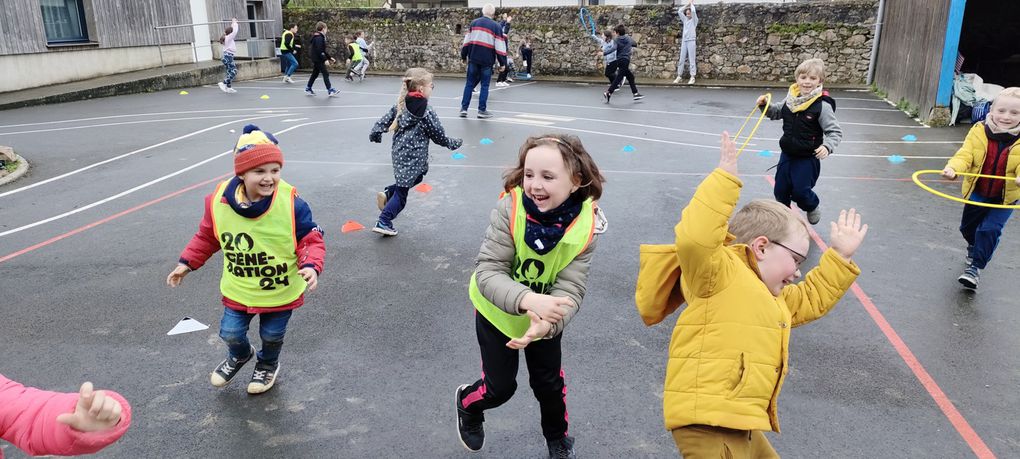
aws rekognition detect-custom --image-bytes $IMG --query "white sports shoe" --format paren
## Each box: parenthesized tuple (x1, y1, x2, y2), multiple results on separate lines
(673, 76, 683, 84)
(688, 76, 696, 85)
(217, 82, 228, 93)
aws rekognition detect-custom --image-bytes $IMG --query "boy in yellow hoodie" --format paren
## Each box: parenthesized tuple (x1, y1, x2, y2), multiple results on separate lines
(659, 132, 868, 457)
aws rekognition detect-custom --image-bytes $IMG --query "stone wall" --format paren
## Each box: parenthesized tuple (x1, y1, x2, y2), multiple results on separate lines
(284, 1, 877, 83)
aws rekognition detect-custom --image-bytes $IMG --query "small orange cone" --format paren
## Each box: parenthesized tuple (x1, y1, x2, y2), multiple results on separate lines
(414, 183, 433, 193)
(341, 220, 365, 233)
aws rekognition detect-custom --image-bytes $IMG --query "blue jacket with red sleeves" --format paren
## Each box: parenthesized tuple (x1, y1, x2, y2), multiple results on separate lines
(178, 177, 325, 313)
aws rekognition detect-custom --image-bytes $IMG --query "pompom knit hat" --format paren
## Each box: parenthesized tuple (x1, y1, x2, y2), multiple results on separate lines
(233, 124, 283, 176)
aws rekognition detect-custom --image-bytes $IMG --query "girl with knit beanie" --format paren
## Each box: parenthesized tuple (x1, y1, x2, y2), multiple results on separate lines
(166, 124, 325, 394)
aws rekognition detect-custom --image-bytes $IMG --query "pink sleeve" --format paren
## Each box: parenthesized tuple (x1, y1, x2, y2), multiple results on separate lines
(0, 375, 132, 456)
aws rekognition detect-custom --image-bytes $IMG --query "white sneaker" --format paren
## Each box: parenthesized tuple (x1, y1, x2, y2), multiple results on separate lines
(688, 76, 696, 85)
(673, 76, 683, 84)
(217, 82, 228, 93)
(226, 87, 237, 93)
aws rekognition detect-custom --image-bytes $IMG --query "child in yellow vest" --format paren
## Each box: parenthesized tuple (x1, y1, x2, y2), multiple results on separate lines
(166, 125, 325, 395)
(455, 134, 607, 459)
(643, 132, 868, 457)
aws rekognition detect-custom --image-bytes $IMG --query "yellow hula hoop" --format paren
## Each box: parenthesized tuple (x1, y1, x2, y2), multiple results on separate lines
(911, 169, 1020, 209)
(733, 93, 771, 156)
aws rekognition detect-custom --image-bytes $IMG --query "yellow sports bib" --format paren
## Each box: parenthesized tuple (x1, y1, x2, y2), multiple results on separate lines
(469, 187, 594, 339)
(210, 179, 305, 307)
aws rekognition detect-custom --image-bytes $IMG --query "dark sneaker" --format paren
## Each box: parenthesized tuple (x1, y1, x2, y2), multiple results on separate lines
(958, 265, 979, 290)
(305, 87, 315, 96)
(459, 110, 468, 118)
(547, 436, 576, 459)
(372, 220, 398, 236)
(603, 91, 611, 104)
(247, 361, 280, 394)
(328, 88, 339, 97)
(477, 110, 493, 119)
(633, 93, 644, 100)
(376, 191, 388, 211)
(807, 208, 822, 225)
(210, 345, 255, 387)
(455, 384, 485, 451)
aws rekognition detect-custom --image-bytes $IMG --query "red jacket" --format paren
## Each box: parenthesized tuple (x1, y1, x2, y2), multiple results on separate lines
(0, 375, 131, 457)
(179, 180, 326, 313)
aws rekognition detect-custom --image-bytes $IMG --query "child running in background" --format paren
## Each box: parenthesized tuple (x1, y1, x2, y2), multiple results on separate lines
(354, 31, 373, 79)
(757, 58, 842, 225)
(306, 21, 339, 97)
(217, 18, 239, 93)
(604, 25, 642, 103)
(369, 68, 463, 236)
(592, 30, 618, 85)
(455, 134, 608, 459)
(345, 35, 364, 82)
(941, 87, 1020, 290)
(0, 376, 131, 457)
(167, 125, 325, 394)
(642, 132, 866, 457)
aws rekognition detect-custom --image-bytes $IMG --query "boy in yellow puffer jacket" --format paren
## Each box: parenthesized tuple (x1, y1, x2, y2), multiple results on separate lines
(664, 132, 868, 457)
(941, 87, 1020, 290)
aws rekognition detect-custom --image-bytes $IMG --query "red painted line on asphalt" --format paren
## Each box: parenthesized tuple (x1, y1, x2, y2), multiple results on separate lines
(0, 174, 229, 265)
(763, 175, 995, 459)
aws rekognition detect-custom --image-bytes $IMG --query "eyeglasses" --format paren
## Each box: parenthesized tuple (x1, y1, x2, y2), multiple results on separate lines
(771, 241, 807, 266)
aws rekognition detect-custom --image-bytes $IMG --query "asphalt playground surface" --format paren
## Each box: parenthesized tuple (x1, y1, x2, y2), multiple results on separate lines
(0, 73, 1017, 458)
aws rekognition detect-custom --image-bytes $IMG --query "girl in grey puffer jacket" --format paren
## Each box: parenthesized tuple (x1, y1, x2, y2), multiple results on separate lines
(369, 68, 462, 236)
(455, 134, 607, 458)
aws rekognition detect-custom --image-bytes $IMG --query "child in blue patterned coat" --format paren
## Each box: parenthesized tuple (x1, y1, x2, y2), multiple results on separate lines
(369, 68, 463, 236)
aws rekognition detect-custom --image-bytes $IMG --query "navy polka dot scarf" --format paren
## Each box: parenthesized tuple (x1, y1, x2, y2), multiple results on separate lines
(521, 192, 584, 255)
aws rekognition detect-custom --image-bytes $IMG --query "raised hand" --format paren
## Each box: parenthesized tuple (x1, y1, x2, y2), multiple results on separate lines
(829, 208, 869, 259)
(718, 131, 738, 175)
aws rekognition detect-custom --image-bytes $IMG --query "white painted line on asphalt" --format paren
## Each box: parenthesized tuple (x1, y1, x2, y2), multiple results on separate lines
(285, 160, 941, 181)
(282, 118, 309, 123)
(0, 117, 379, 237)
(515, 113, 575, 122)
(840, 107, 900, 112)
(0, 114, 289, 136)
(488, 81, 537, 92)
(0, 115, 281, 199)
(0, 108, 297, 129)
(487, 118, 556, 126)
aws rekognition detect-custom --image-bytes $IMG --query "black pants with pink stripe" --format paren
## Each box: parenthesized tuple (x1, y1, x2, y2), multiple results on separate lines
(459, 313, 569, 441)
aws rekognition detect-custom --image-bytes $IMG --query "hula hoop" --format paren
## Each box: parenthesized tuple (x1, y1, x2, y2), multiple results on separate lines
(579, 7, 596, 36)
(911, 169, 1020, 209)
(732, 93, 771, 156)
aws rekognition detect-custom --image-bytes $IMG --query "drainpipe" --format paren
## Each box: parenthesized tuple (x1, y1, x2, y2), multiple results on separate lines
(865, 0, 885, 86)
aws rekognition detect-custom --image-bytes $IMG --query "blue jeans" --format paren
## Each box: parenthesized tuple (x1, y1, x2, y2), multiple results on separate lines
(461, 61, 493, 111)
(960, 192, 1016, 269)
(379, 174, 425, 225)
(282, 53, 298, 77)
(219, 307, 293, 365)
(773, 153, 821, 212)
(222, 53, 237, 86)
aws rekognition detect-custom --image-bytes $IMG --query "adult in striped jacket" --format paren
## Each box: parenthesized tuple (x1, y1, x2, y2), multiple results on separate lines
(459, 3, 507, 119)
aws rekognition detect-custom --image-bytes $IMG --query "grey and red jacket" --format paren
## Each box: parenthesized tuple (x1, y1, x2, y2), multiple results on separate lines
(178, 177, 325, 312)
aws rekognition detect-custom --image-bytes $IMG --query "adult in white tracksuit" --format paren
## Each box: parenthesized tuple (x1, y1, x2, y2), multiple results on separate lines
(676, 0, 698, 84)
